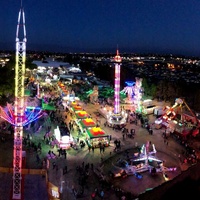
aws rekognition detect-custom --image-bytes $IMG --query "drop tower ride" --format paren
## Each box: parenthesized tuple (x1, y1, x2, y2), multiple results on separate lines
(106, 49, 127, 125)
(0, 3, 43, 199)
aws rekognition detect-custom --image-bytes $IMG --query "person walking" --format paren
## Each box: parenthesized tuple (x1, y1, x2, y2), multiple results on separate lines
(99, 190, 104, 199)
(63, 149, 67, 159)
(91, 192, 96, 200)
(92, 146, 95, 153)
(36, 153, 40, 164)
(91, 163, 94, 170)
(52, 161, 56, 169)
(63, 166, 67, 175)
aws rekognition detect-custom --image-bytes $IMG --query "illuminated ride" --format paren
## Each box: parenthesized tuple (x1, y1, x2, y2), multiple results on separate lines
(132, 77, 143, 113)
(106, 49, 127, 125)
(121, 81, 135, 104)
(0, 5, 43, 200)
(155, 98, 200, 137)
(122, 141, 177, 180)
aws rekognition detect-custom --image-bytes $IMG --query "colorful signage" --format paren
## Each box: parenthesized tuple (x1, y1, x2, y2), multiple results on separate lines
(48, 182, 60, 200)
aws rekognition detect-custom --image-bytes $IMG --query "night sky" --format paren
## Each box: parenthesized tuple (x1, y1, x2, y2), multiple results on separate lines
(1, 0, 200, 56)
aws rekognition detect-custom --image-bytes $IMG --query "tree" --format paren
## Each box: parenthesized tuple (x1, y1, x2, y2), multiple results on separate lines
(0, 57, 15, 98)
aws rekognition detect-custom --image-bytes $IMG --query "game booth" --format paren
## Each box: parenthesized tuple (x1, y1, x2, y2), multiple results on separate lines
(86, 127, 110, 148)
(54, 126, 74, 149)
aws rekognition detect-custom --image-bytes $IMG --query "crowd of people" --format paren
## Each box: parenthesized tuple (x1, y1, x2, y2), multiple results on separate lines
(1, 80, 199, 200)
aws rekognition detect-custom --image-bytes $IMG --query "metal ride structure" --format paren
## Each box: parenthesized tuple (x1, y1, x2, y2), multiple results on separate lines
(132, 77, 143, 113)
(0, 3, 43, 199)
(158, 98, 200, 137)
(106, 49, 128, 125)
(121, 81, 135, 104)
(128, 141, 177, 180)
(113, 49, 122, 115)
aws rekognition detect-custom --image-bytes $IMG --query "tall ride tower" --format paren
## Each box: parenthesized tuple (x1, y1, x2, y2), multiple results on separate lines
(0, 3, 43, 199)
(12, 5, 27, 199)
(114, 49, 122, 114)
(105, 49, 127, 125)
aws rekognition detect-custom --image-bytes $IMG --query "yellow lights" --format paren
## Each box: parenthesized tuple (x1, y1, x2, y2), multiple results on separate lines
(74, 105, 82, 109)
(163, 173, 169, 181)
(79, 111, 87, 115)
(85, 118, 94, 123)
(167, 63, 175, 69)
(92, 127, 102, 132)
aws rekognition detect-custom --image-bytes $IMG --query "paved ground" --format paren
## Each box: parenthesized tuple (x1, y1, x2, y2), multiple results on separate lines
(0, 100, 196, 200)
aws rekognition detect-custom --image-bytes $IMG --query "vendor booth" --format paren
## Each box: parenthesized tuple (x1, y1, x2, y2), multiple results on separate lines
(58, 82, 68, 96)
(70, 101, 78, 106)
(71, 104, 83, 112)
(54, 126, 73, 149)
(63, 95, 80, 102)
(79, 118, 96, 129)
(75, 110, 89, 119)
(86, 127, 110, 148)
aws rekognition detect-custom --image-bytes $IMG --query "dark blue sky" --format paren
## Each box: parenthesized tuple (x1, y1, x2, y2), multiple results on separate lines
(1, 0, 200, 56)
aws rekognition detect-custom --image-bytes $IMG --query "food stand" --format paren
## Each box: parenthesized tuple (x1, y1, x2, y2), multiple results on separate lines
(63, 95, 80, 102)
(86, 127, 110, 148)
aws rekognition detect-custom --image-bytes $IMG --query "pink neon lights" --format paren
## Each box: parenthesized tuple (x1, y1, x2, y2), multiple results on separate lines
(114, 50, 122, 114)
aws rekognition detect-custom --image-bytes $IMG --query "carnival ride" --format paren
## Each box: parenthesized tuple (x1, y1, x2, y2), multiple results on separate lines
(121, 81, 135, 104)
(104, 50, 127, 125)
(156, 98, 200, 137)
(110, 141, 176, 181)
(123, 141, 177, 179)
(120, 78, 143, 112)
(132, 77, 143, 113)
(0, 5, 43, 199)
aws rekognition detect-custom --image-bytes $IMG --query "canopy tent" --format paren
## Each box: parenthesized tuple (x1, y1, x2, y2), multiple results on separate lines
(75, 111, 89, 119)
(71, 104, 82, 112)
(70, 101, 78, 106)
(79, 118, 96, 129)
(86, 127, 107, 138)
(86, 127, 109, 148)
